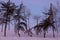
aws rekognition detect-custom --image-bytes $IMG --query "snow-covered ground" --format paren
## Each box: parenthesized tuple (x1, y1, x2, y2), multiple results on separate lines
(0, 30, 60, 40)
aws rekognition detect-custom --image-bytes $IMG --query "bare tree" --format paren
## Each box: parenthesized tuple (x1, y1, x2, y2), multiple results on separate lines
(33, 15, 40, 35)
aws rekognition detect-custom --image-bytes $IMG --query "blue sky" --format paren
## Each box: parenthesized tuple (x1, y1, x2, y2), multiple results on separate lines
(0, 0, 60, 29)
(0, 0, 58, 15)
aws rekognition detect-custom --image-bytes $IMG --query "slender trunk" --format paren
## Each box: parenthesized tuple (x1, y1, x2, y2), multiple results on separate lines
(8, 23, 10, 30)
(4, 22, 7, 37)
(29, 31, 32, 37)
(37, 19, 38, 25)
(56, 28, 58, 33)
(28, 18, 30, 36)
(55, 13, 58, 33)
(47, 30, 48, 33)
(40, 28, 42, 34)
(52, 24, 55, 38)
(18, 29, 20, 37)
(56, 22, 58, 33)
(1, 24, 3, 32)
(14, 25, 16, 33)
(36, 28, 39, 35)
(14, 21, 16, 33)
(28, 18, 29, 29)
(17, 17, 20, 37)
(44, 30, 46, 38)
(14, 20, 17, 34)
(53, 28, 55, 38)
(26, 21, 27, 30)
(36, 19, 39, 35)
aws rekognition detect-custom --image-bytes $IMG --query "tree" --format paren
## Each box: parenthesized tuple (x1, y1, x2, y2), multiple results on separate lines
(0, 0, 16, 36)
(43, 3, 56, 38)
(34, 3, 56, 38)
(33, 15, 40, 35)
(25, 9, 32, 36)
(13, 3, 27, 37)
(34, 14, 55, 38)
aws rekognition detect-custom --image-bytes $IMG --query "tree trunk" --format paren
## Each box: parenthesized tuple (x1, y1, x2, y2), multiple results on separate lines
(27, 18, 30, 36)
(1, 24, 3, 32)
(44, 30, 46, 38)
(56, 23, 58, 33)
(37, 19, 38, 25)
(53, 28, 55, 38)
(55, 12, 58, 33)
(18, 29, 20, 37)
(56, 28, 58, 33)
(14, 20, 18, 34)
(14, 26, 16, 33)
(36, 19, 39, 35)
(4, 22, 7, 37)
(8, 23, 10, 30)
(36, 28, 39, 35)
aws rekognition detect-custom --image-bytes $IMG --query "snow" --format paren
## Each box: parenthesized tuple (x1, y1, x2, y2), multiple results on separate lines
(0, 30, 60, 40)
(0, 37, 60, 40)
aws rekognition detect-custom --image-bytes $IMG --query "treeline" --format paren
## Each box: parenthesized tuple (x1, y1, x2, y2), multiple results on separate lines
(0, 0, 60, 38)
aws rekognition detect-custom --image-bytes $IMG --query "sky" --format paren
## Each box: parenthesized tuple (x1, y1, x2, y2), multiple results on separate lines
(0, 0, 60, 29)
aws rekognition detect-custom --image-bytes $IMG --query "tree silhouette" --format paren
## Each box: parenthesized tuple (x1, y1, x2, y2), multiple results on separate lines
(34, 3, 56, 38)
(0, 0, 16, 36)
(13, 3, 27, 37)
(24, 9, 33, 36)
(33, 16, 40, 35)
